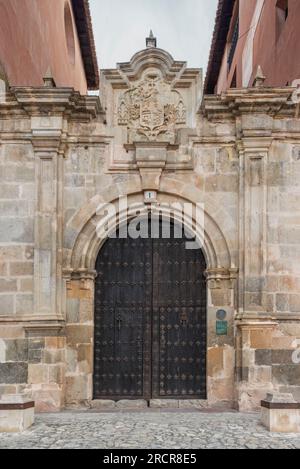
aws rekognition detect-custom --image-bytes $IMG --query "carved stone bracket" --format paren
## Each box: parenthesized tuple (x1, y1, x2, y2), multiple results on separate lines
(135, 142, 168, 190)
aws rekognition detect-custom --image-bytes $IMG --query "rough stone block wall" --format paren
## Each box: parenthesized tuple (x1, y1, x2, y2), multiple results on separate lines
(65, 279, 94, 406)
(0, 143, 35, 318)
(0, 141, 35, 398)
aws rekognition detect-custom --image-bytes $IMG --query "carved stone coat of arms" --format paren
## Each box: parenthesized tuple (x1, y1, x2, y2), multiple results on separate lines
(118, 72, 186, 143)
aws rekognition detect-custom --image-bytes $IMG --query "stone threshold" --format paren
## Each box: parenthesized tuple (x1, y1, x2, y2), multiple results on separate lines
(63, 406, 238, 415)
(62, 399, 237, 413)
(89, 399, 210, 410)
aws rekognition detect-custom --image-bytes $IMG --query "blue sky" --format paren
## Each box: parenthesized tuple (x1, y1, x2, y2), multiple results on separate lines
(89, 0, 218, 71)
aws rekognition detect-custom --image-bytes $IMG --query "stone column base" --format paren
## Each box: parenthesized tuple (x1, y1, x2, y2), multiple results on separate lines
(0, 395, 35, 433)
(261, 393, 300, 433)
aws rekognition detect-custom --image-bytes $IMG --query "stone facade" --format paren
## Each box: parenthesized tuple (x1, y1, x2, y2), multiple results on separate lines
(0, 40, 300, 412)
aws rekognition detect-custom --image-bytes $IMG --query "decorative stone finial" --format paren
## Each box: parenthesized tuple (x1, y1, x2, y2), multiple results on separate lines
(253, 65, 266, 88)
(146, 30, 157, 48)
(43, 68, 56, 88)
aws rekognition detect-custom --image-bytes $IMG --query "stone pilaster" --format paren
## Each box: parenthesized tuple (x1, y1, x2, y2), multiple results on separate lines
(238, 137, 271, 319)
(32, 135, 65, 322)
(236, 320, 278, 411)
(205, 268, 237, 407)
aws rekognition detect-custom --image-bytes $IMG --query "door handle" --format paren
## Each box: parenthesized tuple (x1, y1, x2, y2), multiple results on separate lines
(116, 313, 122, 331)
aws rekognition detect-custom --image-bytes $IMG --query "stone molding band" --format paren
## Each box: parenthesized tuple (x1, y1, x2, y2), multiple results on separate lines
(261, 401, 300, 410)
(0, 402, 35, 411)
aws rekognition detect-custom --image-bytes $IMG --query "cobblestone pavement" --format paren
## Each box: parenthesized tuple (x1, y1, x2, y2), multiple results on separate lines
(1, 411, 300, 449)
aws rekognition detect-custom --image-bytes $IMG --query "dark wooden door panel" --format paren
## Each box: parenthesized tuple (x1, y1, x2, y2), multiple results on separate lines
(152, 306, 206, 399)
(152, 230, 207, 399)
(94, 233, 152, 399)
(94, 218, 207, 400)
(94, 306, 144, 398)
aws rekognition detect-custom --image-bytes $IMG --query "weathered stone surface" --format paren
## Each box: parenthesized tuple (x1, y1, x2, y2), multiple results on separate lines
(15, 295, 33, 315)
(0, 218, 34, 243)
(236, 367, 249, 381)
(19, 278, 33, 292)
(289, 295, 300, 313)
(5, 340, 28, 362)
(28, 339, 45, 351)
(0, 385, 18, 397)
(45, 338, 65, 349)
(66, 326, 93, 347)
(33, 385, 63, 413)
(79, 299, 93, 323)
(42, 350, 64, 365)
(27, 339, 44, 364)
(0, 363, 28, 384)
(48, 365, 64, 385)
(116, 400, 148, 409)
(280, 386, 300, 402)
(0, 263, 8, 276)
(0, 279, 18, 293)
(65, 376, 90, 402)
(9, 262, 33, 277)
(149, 400, 179, 409)
(0, 295, 14, 316)
(4, 166, 34, 183)
(273, 365, 300, 386)
(91, 400, 116, 410)
(77, 344, 92, 369)
(272, 350, 295, 365)
(28, 364, 48, 384)
(250, 330, 273, 349)
(249, 366, 272, 384)
(255, 350, 272, 366)
(66, 298, 80, 323)
(0, 246, 24, 263)
(208, 347, 224, 377)
(178, 400, 209, 409)
(0, 201, 28, 217)
(0, 184, 19, 199)
(0, 327, 24, 340)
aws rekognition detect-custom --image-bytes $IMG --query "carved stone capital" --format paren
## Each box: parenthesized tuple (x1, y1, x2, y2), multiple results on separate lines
(31, 137, 63, 158)
(205, 268, 238, 290)
(63, 268, 98, 282)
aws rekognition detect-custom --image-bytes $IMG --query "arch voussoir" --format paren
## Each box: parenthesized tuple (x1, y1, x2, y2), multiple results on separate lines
(64, 185, 234, 277)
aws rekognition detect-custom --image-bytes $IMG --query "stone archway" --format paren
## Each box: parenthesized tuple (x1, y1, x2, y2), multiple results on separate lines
(63, 184, 237, 408)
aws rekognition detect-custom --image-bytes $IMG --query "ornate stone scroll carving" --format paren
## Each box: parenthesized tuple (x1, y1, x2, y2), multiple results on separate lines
(118, 71, 186, 143)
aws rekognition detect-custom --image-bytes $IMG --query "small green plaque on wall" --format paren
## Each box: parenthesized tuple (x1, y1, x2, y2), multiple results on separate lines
(216, 320, 228, 336)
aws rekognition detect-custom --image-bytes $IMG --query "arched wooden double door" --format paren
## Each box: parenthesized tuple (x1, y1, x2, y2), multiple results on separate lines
(93, 218, 207, 401)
